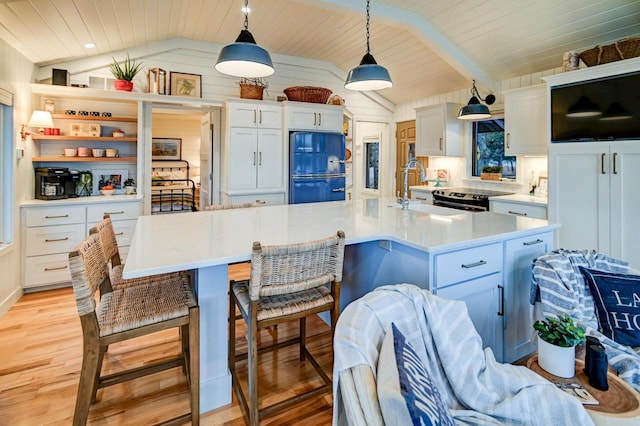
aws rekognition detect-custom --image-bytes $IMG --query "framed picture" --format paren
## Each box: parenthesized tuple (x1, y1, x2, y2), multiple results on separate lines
(93, 169, 128, 194)
(169, 72, 201, 98)
(152, 138, 182, 160)
(538, 176, 548, 192)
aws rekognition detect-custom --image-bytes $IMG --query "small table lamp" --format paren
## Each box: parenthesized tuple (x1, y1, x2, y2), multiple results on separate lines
(21, 110, 54, 140)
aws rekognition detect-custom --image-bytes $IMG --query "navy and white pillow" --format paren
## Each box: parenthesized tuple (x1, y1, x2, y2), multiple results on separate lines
(377, 323, 455, 426)
(580, 266, 640, 347)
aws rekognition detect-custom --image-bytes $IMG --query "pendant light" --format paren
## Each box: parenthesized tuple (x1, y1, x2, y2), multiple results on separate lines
(566, 95, 601, 118)
(458, 80, 496, 120)
(600, 102, 632, 121)
(215, 0, 274, 78)
(345, 0, 392, 91)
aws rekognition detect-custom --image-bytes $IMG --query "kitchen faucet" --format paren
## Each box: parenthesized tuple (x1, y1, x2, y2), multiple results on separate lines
(399, 159, 427, 210)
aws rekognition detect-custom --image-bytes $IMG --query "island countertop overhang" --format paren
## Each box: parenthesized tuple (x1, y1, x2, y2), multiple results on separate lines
(123, 198, 559, 279)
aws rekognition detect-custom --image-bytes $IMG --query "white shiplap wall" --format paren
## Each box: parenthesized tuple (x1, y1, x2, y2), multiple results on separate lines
(0, 39, 36, 316)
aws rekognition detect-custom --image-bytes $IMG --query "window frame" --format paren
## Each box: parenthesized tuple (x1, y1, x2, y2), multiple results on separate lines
(0, 85, 14, 248)
(362, 135, 380, 194)
(470, 112, 517, 179)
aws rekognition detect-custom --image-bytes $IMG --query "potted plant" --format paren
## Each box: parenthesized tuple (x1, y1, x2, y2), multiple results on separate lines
(123, 178, 136, 195)
(481, 165, 502, 181)
(110, 54, 143, 92)
(534, 314, 585, 378)
(238, 77, 268, 100)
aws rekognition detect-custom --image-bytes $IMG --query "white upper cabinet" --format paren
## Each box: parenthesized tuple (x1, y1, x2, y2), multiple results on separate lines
(228, 99, 282, 129)
(285, 102, 344, 132)
(503, 84, 547, 156)
(415, 103, 464, 157)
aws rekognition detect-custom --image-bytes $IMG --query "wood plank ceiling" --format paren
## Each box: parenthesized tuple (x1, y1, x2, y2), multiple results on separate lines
(0, 0, 637, 105)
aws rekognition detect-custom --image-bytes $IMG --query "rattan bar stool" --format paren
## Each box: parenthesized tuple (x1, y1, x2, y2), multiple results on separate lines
(90, 214, 187, 292)
(68, 233, 199, 426)
(229, 230, 345, 426)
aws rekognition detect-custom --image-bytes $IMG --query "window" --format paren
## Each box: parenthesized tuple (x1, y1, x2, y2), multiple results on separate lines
(364, 138, 379, 191)
(0, 87, 14, 246)
(472, 116, 516, 179)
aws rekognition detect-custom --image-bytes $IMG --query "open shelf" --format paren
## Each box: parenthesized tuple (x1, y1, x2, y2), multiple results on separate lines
(32, 157, 136, 163)
(32, 135, 137, 142)
(51, 113, 137, 122)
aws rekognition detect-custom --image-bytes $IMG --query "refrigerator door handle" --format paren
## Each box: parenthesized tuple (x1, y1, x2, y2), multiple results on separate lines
(332, 188, 345, 192)
(291, 174, 346, 179)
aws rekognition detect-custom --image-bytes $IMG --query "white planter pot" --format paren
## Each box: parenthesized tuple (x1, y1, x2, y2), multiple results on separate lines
(537, 337, 576, 378)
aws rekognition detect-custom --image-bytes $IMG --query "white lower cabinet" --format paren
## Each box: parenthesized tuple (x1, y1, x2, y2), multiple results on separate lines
(502, 231, 554, 363)
(21, 199, 141, 290)
(434, 242, 504, 361)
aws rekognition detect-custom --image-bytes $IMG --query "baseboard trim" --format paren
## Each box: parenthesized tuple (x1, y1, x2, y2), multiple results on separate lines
(0, 286, 23, 319)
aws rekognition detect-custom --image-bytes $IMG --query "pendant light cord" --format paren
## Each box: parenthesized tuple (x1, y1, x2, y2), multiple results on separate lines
(244, 0, 249, 30)
(365, 0, 371, 54)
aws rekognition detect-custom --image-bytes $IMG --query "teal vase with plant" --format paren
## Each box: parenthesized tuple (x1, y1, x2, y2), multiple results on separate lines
(110, 54, 143, 92)
(534, 314, 586, 378)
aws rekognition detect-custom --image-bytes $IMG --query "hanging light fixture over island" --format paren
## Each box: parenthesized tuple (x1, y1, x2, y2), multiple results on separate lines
(215, 0, 274, 78)
(345, 0, 392, 91)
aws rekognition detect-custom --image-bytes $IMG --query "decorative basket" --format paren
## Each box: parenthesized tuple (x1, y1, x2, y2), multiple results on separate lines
(284, 86, 332, 104)
(580, 36, 640, 67)
(240, 84, 264, 100)
(480, 172, 502, 181)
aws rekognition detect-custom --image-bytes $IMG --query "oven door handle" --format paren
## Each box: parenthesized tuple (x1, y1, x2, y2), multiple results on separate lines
(433, 199, 487, 212)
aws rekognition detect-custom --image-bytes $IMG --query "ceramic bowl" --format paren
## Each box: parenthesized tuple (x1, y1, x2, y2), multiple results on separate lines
(100, 189, 115, 196)
(92, 149, 104, 157)
(105, 148, 118, 157)
(64, 148, 77, 157)
(78, 147, 91, 157)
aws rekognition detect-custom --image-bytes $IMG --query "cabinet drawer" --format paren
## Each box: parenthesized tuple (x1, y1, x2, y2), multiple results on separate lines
(88, 219, 136, 247)
(229, 193, 285, 206)
(25, 223, 86, 256)
(87, 202, 140, 222)
(491, 201, 547, 219)
(25, 205, 85, 227)
(24, 253, 71, 287)
(435, 243, 502, 288)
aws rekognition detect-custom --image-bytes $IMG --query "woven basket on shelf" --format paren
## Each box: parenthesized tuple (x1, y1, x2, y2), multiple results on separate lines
(480, 172, 502, 181)
(284, 86, 332, 104)
(240, 84, 264, 100)
(580, 36, 640, 67)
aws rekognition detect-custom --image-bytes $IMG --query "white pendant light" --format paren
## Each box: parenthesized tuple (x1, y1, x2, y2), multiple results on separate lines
(345, 0, 392, 91)
(215, 0, 274, 78)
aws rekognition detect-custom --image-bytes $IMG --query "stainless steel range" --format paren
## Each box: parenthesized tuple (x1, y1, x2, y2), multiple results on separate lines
(432, 187, 513, 212)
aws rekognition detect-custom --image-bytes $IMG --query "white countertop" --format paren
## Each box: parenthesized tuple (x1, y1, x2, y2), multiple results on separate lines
(489, 193, 548, 206)
(124, 198, 558, 279)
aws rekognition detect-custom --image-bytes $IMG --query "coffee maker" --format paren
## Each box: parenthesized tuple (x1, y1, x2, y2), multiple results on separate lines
(35, 167, 79, 200)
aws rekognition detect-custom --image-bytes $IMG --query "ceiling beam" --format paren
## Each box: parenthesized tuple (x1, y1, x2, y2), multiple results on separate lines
(295, 0, 497, 91)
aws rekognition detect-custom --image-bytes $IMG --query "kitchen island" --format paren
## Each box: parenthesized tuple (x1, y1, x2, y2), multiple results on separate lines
(124, 198, 559, 413)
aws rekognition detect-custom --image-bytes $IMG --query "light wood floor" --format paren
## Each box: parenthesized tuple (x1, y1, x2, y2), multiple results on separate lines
(0, 263, 334, 425)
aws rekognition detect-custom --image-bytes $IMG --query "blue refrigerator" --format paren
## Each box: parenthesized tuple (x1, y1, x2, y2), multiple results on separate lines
(289, 132, 346, 204)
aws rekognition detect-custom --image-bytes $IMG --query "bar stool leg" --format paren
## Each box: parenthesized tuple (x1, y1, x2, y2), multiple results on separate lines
(248, 301, 259, 426)
(189, 306, 200, 425)
(299, 317, 306, 361)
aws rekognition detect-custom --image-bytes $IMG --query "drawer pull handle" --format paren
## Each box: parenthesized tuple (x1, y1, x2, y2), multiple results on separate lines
(45, 214, 69, 219)
(498, 285, 504, 317)
(104, 211, 124, 215)
(461, 260, 486, 269)
(45, 265, 68, 272)
(523, 239, 543, 246)
(45, 237, 69, 243)
(508, 210, 527, 216)
(115, 232, 124, 236)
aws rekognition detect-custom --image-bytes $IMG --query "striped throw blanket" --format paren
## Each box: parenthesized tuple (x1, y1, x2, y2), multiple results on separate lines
(333, 284, 593, 425)
(530, 249, 640, 392)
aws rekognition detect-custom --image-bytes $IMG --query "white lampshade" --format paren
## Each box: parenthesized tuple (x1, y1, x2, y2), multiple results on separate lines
(28, 110, 54, 128)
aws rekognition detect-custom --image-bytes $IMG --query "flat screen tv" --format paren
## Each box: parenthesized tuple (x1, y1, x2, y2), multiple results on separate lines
(551, 72, 640, 142)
